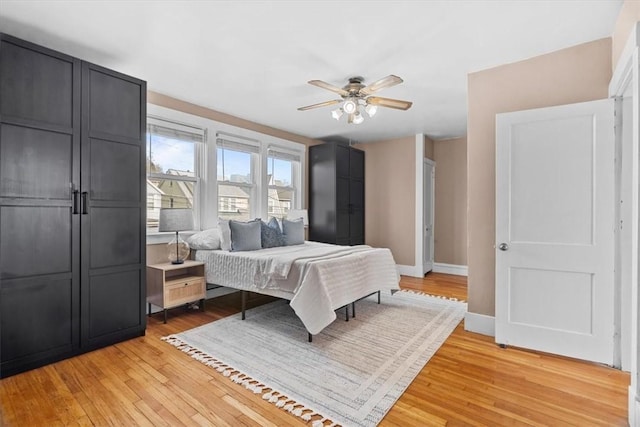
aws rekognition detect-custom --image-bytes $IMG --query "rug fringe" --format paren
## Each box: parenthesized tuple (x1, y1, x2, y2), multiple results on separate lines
(161, 335, 335, 426)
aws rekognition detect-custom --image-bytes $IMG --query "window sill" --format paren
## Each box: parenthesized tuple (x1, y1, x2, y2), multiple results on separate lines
(146, 231, 197, 245)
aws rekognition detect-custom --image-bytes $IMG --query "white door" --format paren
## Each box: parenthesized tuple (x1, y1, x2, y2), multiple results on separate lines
(495, 99, 615, 365)
(424, 159, 435, 274)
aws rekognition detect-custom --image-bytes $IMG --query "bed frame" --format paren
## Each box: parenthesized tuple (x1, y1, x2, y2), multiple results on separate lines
(238, 288, 382, 342)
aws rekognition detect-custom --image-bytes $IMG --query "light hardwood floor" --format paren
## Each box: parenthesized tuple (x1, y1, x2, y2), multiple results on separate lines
(0, 273, 629, 426)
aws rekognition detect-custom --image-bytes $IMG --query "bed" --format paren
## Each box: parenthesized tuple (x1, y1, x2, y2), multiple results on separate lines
(194, 241, 400, 338)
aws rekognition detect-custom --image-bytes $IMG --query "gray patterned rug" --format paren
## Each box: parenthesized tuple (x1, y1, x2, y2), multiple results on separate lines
(163, 290, 466, 427)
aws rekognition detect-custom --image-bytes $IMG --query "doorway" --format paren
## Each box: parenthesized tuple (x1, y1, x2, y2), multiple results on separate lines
(423, 158, 435, 274)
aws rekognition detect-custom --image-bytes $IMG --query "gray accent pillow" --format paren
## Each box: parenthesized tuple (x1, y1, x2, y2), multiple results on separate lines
(282, 218, 305, 246)
(268, 216, 281, 232)
(229, 219, 262, 251)
(261, 219, 285, 248)
(187, 228, 221, 250)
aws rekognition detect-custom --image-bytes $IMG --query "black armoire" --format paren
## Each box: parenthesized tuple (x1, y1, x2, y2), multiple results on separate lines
(309, 142, 364, 245)
(0, 34, 147, 377)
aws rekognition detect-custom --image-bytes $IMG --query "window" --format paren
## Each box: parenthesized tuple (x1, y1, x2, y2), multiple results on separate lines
(147, 118, 204, 231)
(216, 136, 259, 221)
(267, 148, 301, 219)
(146, 105, 306, 234)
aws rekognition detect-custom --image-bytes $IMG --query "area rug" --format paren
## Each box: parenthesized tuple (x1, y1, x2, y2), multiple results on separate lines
(162, 291, 466, 427)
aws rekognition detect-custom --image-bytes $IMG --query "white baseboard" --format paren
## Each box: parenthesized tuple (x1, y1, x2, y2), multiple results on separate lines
(397, 263, 469, 277)
(464, 311, 495, 337)
(630, 385, 640, 427)
(433, 263, 468, 276)
(396, 264, 424, 278)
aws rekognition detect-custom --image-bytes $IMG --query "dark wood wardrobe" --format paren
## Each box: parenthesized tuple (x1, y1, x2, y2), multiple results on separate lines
(309, 141, 365, 245)
(0, 34, 147, 377)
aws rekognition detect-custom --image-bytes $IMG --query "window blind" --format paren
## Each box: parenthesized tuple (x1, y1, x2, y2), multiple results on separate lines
(267, 147, 302, 162)
(148, 122, 204, 143)
(216, 138, 260, 154)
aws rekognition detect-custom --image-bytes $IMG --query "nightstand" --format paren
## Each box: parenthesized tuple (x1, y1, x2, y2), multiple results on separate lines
(146, 260, 206, 323)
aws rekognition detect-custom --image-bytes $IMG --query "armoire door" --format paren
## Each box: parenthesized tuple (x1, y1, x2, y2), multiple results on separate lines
(80, 62, 146, 348)
(349, 147, 365, 245)
(0, 35, 81, 376)
(335, 144, 351, 245)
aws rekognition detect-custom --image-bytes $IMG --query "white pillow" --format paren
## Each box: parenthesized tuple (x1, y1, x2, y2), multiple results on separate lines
(218, 218, 232, 251)
(187, 228, 221, 250)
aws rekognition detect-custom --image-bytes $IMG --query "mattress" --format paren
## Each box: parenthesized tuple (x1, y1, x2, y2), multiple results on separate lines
(195, 241, 400, 334)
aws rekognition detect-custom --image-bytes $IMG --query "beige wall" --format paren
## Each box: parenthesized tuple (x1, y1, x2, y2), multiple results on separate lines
(612, 1, 640, 69)
(434, 137, 467, 266)
(354, 136, 416, 266)
(424, 135, 434, 160)
(467, 38, 612, 316)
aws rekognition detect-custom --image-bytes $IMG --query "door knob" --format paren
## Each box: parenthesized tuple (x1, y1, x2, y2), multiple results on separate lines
(498, 243, 509, 251)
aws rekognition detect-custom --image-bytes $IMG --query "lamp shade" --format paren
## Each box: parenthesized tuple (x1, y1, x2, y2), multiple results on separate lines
(287, 209, 308, 226)
(158, 208, 194, 232)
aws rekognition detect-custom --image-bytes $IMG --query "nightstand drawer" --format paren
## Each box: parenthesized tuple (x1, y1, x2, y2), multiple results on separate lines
(164, 277, 205, 308)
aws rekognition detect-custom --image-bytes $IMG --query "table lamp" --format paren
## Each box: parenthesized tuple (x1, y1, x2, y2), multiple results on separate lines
(158, 208, 194, 264)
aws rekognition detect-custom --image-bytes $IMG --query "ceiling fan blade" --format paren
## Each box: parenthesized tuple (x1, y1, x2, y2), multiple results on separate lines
(297, 99, 342, 111)
(308, 80, 349, 96)
(367, 96, 413, 110)
(360, 75, 403, 95)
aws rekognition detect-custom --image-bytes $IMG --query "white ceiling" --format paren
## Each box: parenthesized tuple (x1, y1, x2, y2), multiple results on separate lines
(0, 1, 623, 143)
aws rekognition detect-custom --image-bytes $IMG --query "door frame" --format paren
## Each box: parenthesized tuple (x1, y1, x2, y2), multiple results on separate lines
(423, 158, 435, 274)
(412, 134, 437, 277)
(609, 22, 640, 427)
(411, 134, 425, 278)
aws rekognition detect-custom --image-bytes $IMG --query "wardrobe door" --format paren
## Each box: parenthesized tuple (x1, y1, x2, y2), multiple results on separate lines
(0, 35, 81, 377)
(349, 147, 365, 245)
(309, 143, 337, 243)
(335, 144, 351, 245)
(80, 62, 146, 349)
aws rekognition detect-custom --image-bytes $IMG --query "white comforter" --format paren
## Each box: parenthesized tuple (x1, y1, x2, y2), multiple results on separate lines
(195, 242, 400, 334)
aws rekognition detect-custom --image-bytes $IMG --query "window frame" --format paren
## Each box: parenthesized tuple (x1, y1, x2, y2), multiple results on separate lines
(145, 116, 207, 234)
(146, 104, 306, 243)
(265, 147, 302, 220)
(216, 135, 261, 221)
(146, 111, 206, 243)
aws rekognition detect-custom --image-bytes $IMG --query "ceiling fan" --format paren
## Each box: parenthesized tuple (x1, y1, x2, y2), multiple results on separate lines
(298, 75, 413, 124)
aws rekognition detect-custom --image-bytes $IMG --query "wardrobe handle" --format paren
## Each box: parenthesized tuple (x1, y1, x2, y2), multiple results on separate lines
(72, 190, 80, 214)
(81, 192, 88, 214)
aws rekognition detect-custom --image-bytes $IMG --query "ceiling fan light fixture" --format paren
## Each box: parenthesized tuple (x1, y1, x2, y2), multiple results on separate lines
(365, 103, 378, 117)
(298, 75, 412, 124)
(343, 98, 357, 114)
